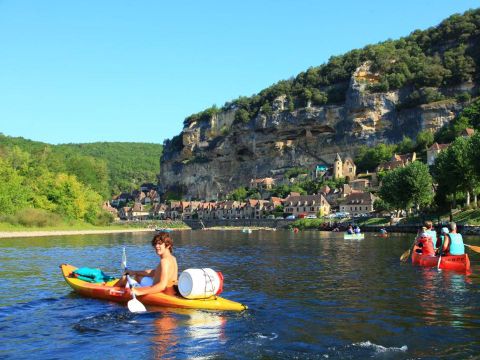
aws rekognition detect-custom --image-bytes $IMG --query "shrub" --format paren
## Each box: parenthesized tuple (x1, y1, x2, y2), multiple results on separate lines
(14, 208, 63, 227)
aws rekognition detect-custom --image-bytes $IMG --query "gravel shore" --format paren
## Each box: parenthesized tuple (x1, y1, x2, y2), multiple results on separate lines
(0, 228, 157, 238)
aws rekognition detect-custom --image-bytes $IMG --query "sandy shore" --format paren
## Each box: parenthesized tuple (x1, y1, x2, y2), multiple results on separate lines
(0, 228, 158, 238)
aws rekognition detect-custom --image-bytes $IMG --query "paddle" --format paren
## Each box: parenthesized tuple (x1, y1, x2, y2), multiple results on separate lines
(464, 243, 480, 254)
(437, 254, 442, 270)
(400, 238, 416, 262)
(122, 247, 147, 313)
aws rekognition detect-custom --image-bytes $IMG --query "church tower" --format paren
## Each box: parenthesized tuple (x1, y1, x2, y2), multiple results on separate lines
(333, 153, 343, 179)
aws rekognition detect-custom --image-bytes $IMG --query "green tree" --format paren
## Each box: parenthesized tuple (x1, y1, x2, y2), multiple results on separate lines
(355, 143, 396, 172)
(0, 158, 31, 215)
(379, 162, 433, 214)
(227, 187, 248, 201)
(415, 130, 434, 153)
(432, 136, 479, 206)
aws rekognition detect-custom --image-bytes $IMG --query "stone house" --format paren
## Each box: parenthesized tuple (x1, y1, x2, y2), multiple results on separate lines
(182, 201, 201, 219)
(129, 203, 150, 220)
(102, 202, 119, 220)
(461, 128, 474, 138)
(250, 177, 275, 191)
(118, 206, 131, 220)
(284, 194, 330, 217)
(339, 192, 376, 216)
(349, 178, 370, 191)
(427, 142, 450, 166)
(167, 201, 182, 220)
(150, 203, 167, 219)
(332, 154, 356, 181)
(377, 152, 416, 172)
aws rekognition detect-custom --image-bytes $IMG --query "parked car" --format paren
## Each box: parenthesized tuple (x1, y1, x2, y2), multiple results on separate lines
(305, 214, 317, 219)
(266, 215, 275, 219)
(285, 215, 296, 220)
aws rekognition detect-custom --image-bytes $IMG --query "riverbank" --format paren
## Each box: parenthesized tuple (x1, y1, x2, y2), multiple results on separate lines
(0, 228, 158, 238)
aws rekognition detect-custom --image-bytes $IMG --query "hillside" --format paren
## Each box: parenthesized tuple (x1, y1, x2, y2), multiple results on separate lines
(57, 142, 163, 195)
(0, 134, 162, 197)
(160, 9, 480, 200)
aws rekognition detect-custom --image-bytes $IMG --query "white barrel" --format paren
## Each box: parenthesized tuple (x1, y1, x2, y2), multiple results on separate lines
(178, 268, 223, 299)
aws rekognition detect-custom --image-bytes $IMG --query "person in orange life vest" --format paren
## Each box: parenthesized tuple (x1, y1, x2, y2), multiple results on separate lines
(438, 222, 465, 256)
(415, 227, 435, 256)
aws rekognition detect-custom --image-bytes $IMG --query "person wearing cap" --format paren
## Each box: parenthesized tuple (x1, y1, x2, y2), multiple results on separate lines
(438, 222, 465, 256)
(435, 227, 449, 253)
(424, 221, 438, 250)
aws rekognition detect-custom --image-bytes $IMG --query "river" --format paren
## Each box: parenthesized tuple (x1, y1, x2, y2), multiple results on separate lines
(1, 230, 479, 359)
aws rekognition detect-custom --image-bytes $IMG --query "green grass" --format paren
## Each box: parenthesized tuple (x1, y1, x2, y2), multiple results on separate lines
(452, 209, 480, 225)
(0, 219, 189, 232)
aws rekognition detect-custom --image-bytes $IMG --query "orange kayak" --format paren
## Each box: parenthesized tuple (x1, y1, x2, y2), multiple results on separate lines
(411, 246, 471, 273)
(60, 264, 247, 311)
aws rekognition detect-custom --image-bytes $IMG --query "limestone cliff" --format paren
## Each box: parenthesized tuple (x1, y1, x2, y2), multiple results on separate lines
(159, 63, 473, 200)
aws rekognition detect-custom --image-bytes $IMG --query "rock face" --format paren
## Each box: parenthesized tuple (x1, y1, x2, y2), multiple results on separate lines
(159, 64, 471, 200)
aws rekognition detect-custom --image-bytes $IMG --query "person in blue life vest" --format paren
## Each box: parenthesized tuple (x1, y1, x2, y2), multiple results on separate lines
(435, 227, 449, 253)
(423, 220, 438, 250)
(438, 222, 465, 256)
(379, 227, 387, 235)
(354, 225, 361, 234)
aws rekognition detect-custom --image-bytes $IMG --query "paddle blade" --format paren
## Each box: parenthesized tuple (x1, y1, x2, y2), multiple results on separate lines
(465, 244, 480, 253)
(122, 247, 127, 270)
(400, 249, 411, 262)
(128, 298, 147, 313)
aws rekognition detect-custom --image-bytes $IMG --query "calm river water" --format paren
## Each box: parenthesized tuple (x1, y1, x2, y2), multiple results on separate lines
(1, 230, 480, 359)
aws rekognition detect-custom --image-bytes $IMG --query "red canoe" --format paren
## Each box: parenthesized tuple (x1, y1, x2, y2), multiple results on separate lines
(411, 245, 471, 273)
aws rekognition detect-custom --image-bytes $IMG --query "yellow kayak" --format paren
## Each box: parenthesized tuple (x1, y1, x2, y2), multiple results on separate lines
(60, 264, 247, 311)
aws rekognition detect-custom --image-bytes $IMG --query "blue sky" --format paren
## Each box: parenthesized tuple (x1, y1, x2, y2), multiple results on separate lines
(0, 1, 478, 145)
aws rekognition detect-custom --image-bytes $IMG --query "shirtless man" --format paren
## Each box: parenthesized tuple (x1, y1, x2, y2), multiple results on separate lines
(115, 232, 178, 296)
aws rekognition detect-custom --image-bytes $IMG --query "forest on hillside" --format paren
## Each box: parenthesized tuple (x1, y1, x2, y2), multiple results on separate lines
(0, 135, 162, 225)
(183, 9, 480, 128)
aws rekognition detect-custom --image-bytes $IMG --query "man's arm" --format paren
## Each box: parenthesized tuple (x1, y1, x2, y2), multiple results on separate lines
(133, 260, 171, 296)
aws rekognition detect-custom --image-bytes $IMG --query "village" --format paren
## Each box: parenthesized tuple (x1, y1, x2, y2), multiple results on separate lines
(103, 131, 469, 223)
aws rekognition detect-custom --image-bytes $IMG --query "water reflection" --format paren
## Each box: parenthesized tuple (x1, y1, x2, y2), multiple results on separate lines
(150, 309, 226, 359)
(416, 268, 472, 328)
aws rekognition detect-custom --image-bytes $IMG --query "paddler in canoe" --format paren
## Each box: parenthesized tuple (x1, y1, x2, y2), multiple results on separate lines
(436, 222, 465, 257)
(114, 232, 178, 296)
(414, 227, 435, 256)
(423, 220, 438, 251)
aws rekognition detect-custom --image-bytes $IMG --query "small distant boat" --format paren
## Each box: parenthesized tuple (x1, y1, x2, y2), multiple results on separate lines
(377, 233, 389, 238)
(155, 228, 172, 233)
(242, 228, 252, 234)
(344, 233, 364, 240)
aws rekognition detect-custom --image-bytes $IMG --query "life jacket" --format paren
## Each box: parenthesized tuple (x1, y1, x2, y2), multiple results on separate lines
(425, 229, 437, 249)
(417, 235, 435, 256)
(448, 233, 465, 255)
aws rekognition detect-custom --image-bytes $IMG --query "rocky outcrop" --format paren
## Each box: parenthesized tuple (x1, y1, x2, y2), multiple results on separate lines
(159, 63, 474, 200)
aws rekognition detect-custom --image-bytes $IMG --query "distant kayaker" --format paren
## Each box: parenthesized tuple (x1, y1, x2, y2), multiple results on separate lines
(379, 228, 387, 235)
(424, 221, 438, 250)
(438, 222, 465, 256)
(346, 225, 354, 234)
(354, 226, 361, 234)
(114, 232, 178, 296)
